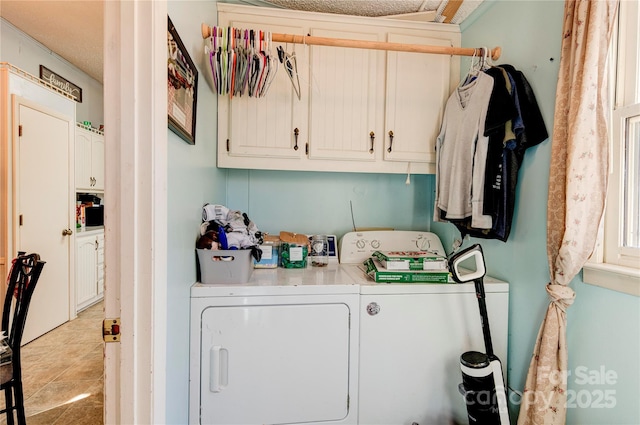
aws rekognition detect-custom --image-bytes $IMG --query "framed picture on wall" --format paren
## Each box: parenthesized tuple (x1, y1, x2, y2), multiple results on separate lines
(168, 16, 198, 145)
(39, 65, 83, 102)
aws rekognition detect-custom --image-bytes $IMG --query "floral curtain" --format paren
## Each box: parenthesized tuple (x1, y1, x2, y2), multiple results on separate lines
(517, 1, 619, 424)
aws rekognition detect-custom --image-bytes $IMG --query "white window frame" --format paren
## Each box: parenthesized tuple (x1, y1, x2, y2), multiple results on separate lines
(584, 0, 640, 296)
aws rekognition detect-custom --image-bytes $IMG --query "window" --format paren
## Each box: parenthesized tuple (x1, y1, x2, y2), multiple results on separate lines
(584, 1, 640, 295)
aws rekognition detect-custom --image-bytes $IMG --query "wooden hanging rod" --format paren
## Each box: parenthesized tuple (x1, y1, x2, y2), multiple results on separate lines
(201, 24, 501, 60)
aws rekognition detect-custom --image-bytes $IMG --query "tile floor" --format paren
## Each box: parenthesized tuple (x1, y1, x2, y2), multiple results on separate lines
(1, 301, 104, 425)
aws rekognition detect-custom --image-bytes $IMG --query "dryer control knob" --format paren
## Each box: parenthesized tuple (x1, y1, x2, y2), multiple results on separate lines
(366, 302, 380, 316)
(416, 238, 431, 250)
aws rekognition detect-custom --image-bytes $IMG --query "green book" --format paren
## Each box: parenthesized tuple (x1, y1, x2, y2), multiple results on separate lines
(362, 258, 450, 283)
(371, 250, 448, 271)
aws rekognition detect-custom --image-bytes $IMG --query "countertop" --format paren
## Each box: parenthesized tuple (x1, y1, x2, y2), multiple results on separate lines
(191, 263, 508, 297)
(75, 226, 104, 235)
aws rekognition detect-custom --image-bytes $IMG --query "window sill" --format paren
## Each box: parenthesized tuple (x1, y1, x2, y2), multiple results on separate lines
(583, 262, 640, 296)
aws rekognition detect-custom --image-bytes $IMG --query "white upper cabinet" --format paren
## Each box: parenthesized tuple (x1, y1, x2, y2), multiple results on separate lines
(308, 27, 383, 162)
(75, 124, 104, 191)
(384, 33, 452, 164)
(217, 17, 308, 163)
(215, 4, 460, 174)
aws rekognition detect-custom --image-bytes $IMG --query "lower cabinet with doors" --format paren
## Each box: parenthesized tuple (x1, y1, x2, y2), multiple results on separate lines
(75, 228, 104, 311)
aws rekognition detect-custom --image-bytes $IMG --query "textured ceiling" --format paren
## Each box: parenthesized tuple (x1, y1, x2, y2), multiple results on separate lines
(0, 1, 481, 85)
(260, 0, 482, 22)
(265, 0, 441, 17)
(0, 0, 104, 82)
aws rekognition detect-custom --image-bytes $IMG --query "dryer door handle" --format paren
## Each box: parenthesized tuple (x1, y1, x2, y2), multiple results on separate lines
(210, 345, 228, 392)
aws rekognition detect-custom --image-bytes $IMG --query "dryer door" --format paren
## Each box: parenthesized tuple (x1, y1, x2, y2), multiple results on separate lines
(199, 303, 351, 425)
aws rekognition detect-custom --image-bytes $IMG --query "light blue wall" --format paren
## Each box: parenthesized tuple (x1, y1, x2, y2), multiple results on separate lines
(453, 2, 640, 424)
(0, 18, 104, 125)
(166, 2, 225, 423)
(227, 170, 432, 236)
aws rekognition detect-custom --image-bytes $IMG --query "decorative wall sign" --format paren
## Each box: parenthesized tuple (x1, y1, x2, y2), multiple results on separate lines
(168, 16, 198, 145)
(39, 65, 83, 102)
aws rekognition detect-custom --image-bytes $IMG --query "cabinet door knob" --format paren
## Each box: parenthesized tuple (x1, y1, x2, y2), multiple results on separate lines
(62, 229, 73, 236)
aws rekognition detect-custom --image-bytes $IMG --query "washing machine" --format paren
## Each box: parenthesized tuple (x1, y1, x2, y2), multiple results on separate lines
(340, 230, 509, 425)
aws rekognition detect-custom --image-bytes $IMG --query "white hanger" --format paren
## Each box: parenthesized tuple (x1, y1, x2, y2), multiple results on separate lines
(461, 48, 481, 86)
(481, 46, 493, 70)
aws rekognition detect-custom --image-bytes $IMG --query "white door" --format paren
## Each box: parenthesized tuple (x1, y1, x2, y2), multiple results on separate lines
(16, 98, 73, 344)
(199, 303, 351, 425)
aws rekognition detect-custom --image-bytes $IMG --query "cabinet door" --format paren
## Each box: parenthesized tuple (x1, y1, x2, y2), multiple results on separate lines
(217, 20, 308, 164)
(75, 128, 93, 190)
(199, 303, 350, 425)
(96, 233, 104, 296)
(76, 235, 98, 308)
(384, 33, 452, 163)
(91, 133, 105, 190)
(307, 28, 384, 161)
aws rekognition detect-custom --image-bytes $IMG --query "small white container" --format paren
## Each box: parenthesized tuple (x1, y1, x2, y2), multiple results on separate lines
(310, 235, 329, 267)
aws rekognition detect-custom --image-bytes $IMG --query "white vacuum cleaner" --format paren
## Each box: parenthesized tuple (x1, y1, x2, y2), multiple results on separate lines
(449, 244, 510, 425)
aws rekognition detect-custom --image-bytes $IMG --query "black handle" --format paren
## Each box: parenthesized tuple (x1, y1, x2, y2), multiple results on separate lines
(475, 279, 494, 357)
(293, 128, 299, 151)
(387, 130, 394, 153)
(369, 131, 375, 153)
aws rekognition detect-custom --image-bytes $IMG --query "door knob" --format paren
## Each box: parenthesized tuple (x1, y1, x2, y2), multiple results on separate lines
(62, 229, 73, 236)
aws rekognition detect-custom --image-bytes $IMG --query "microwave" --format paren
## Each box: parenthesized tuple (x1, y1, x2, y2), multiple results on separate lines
(85, 205, 104, 226)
